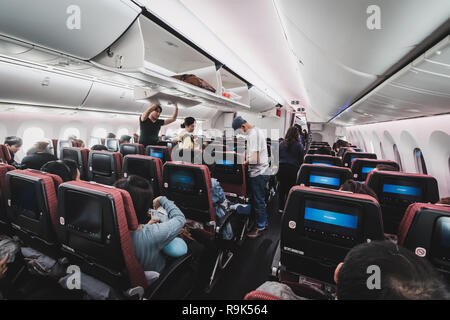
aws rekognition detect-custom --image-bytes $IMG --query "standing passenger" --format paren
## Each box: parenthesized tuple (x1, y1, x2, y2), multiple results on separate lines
(178, 117, 196, 150)
(277, 127, 304, 212)
(232, 116, 270, 238)
(139, 103, 178, 147)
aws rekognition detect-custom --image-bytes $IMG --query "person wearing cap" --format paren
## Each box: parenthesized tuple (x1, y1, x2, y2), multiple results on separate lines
(232, 116, 270, 238)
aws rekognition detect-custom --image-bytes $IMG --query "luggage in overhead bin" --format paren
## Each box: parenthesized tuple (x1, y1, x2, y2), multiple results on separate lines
(172, 74, 216, 93)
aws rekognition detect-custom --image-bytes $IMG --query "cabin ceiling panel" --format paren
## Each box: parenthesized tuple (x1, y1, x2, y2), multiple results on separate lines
(276, 0, 450, 122)
(333, 36, 450, 126)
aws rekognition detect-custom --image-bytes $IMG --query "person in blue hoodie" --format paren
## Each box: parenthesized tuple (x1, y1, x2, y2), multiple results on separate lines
(114, 175, 186, 273)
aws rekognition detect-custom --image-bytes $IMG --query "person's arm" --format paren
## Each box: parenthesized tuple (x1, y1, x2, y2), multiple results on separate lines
(164, 104, 178, 125)
(140, 104, 158, 122)
(141, 196, 185, 250)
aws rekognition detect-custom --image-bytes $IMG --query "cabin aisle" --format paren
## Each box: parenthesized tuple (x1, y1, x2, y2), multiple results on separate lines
(189, 198, 282, 300)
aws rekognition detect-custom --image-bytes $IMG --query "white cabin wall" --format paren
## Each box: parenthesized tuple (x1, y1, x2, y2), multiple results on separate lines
(345, 114, 450, 198)
(0, 103, 140, 161)
(309, 123, 339, 146)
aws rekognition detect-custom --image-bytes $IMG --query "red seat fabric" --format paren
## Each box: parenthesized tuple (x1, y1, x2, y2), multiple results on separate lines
(58, 180, 147, 289)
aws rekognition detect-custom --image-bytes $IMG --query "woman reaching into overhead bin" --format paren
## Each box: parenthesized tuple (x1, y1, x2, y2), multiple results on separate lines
(139, 103, 178, 148)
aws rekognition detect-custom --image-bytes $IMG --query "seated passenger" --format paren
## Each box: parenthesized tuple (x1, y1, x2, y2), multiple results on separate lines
(210, 175, 234, 240)
(107, 133, 116, 139)
(40, 160, 80, 182)
(3, 136, 23, 168)
(113, 175, 186, 273)
(90, 144, 108, 151)
(339, 179, 378, 201)
(21, 141, 57, 170)
(333, 139, 350, 153)
(178, 117, 197, 150)
(334, 241, 450, 300)
(133, 133, 139, 143)
(119, 135, 132, 145)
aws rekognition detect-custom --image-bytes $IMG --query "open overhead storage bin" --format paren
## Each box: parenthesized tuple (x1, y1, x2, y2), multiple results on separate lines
(92, 13, 253, 112)
(218, 67, 250, 105)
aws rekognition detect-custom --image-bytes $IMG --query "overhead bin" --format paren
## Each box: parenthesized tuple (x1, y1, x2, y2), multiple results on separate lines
(218, 67, 250, 105)
(0, 58, 92, 108)
(82, 81, 148, 113)
(92, 15, 252, 112)
(248, 86, 278, 112)
(0, 0, 140, 60)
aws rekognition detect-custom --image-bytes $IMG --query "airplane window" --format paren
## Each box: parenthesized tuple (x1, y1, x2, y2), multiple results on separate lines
(22, 127, 45, 154)
(380, 142, 386, 159)
(62, 127, 80, 140)
(92, 128, 107, 139)
(413, 148, 428, 175)
(393, 144, 403, 172)
(117, 128, 129, 137)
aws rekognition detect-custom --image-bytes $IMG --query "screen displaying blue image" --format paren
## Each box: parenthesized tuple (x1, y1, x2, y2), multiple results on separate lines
(362, 167, 375, 174)
(309, 175, 340, 187)
(150, 151, 163, 159)
(216, 159, 234, 166)
(169, 171, 195, 190)
(382, 184, 421, 196)
(312, 162, 333, 166)
(304, 207, 358, 229)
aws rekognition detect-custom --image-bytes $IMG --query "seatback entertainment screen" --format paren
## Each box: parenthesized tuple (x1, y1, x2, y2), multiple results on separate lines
(169, 170, 196, 193)
(303, 200, 360, 246)
(309, 171, 341, 189)
(312, 161, 333, 166)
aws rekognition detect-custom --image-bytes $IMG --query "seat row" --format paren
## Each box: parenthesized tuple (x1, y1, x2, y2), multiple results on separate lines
(271, 184, 450, 299)
(0, 160, 251, 297)
(60, 146, 250, 202)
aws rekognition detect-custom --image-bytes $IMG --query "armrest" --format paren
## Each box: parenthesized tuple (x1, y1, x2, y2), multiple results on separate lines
(215, 209, 235, 238)
(270, 241, 281, 279)
(145, 253, 193, 300)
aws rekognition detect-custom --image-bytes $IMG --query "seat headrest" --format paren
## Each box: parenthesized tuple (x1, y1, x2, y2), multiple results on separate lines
(162, 162, 215, 223)
(296, 164, 352, 190)
(145, 145, 170, 163)
(398, 202, 450, 278)
(6, 169, 61, 233)
(350, 159, 399, 181)
(280, 186, 384, 282)
(58, 180, 146, 288)
(366, 170, 439, 204)
(120, 143, 144, 156)
(342, 152, 377, 167)
(304, 154, 342, 167)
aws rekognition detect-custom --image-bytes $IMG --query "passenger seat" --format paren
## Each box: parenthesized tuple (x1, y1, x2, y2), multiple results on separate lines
(88, 151, 123, 185)
(366, 170, 439, 234)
